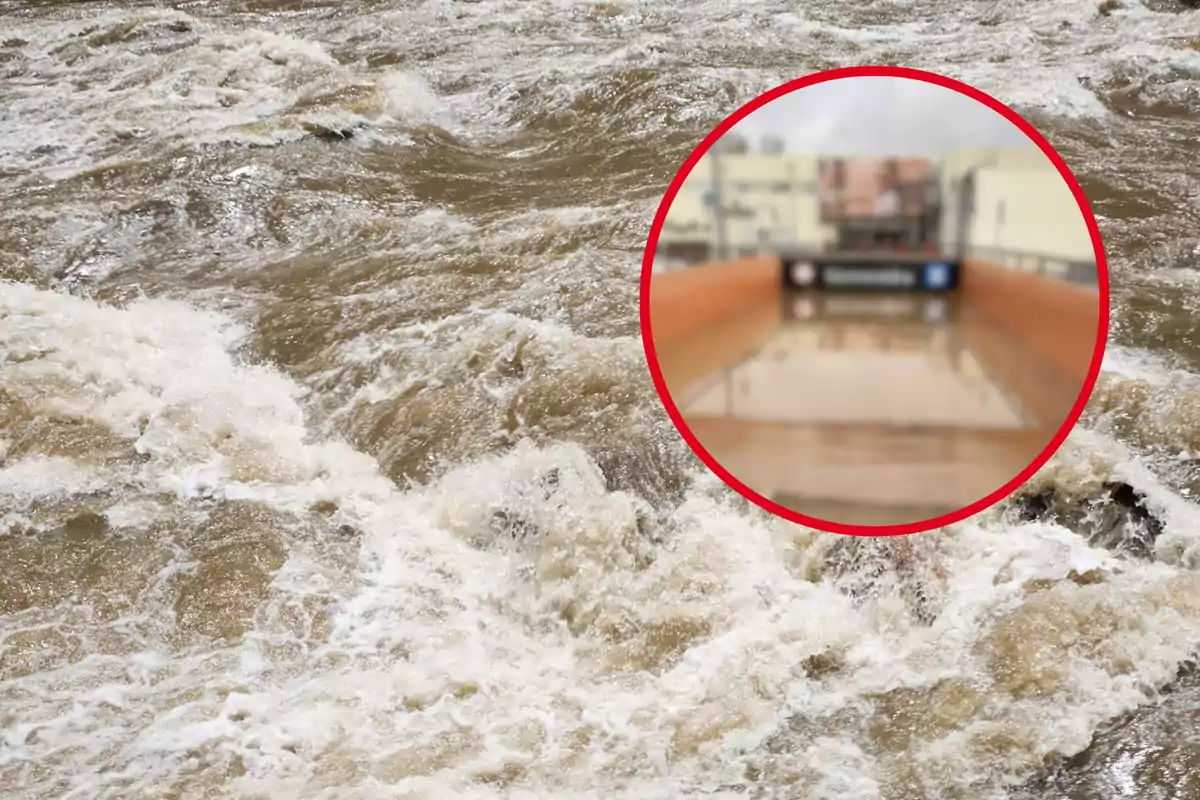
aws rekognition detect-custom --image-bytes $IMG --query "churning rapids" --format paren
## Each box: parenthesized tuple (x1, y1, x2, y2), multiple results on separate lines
(2, 1, 1200, 798)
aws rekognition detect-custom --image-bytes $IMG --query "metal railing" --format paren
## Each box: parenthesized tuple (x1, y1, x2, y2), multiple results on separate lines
(963, 246, 1099, 287)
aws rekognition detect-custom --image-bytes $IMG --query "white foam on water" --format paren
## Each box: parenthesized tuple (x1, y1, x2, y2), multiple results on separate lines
(3, 0, 1196, 184)
(3, 0, 1200, 797)
(0, 281, 385, 503)
(377, 69, 454, 127)
(3, 285, 1200, 799)
(0, 455, 108, 499)
(0, 12, 455, 178)
(1102, 345, 1193, 386)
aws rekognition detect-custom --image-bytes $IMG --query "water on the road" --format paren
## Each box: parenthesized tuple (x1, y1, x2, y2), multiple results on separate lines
(662, 293, 1060, 525)
(2, 2, 1200, 799)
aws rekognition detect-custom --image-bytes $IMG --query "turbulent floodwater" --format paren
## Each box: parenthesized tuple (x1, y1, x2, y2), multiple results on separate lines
(2, 1, 1200, 798)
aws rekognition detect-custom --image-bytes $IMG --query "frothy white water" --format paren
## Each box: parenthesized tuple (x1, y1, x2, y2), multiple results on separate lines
(3, 0, 1198, 181)
(3, 284, 1200, 799)
(0, 10, 449, 179)
(3, 0, 1200, 797)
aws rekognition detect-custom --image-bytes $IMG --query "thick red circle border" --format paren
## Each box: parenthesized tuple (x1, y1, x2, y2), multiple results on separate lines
(639, 65, 1111, 538)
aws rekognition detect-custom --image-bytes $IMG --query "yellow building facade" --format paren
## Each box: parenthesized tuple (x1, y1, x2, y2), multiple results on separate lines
(659, 153, 833, 259)
(657, 146, 1095, 272)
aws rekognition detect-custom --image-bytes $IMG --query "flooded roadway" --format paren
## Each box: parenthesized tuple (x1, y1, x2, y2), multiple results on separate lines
(657, 292, 1079, 526)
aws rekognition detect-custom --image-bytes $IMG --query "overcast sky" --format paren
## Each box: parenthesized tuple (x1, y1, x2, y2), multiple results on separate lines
(728, 76, 1036, 156)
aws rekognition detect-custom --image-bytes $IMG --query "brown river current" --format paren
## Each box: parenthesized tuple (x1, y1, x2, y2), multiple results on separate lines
(2, 1, 1200, 798)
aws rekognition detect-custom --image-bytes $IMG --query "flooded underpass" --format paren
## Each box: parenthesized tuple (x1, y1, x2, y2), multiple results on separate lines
(656, 291, 1079, 526)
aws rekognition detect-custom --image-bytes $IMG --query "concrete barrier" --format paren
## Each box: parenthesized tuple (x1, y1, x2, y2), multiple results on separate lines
(648, 255, 782, 343)
(959, 309, 1082, 433)
(655, 300, 785, 400)
(960, 258, 1101, 388)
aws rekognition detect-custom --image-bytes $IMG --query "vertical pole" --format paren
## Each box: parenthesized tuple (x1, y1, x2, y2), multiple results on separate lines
(788, 160, 797, 251)
(713, 150, 729, 261)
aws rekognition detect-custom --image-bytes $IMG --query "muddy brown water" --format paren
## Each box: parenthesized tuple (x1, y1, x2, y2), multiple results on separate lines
(2, 2, 1200, 799)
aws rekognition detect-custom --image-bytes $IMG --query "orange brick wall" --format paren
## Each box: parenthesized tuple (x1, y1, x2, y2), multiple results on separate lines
(654, 300, 784, 398)
(960, 258, 1102, 387)
(648, 255, 782, 344)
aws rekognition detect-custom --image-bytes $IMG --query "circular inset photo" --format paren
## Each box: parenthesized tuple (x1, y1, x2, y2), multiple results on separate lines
(641, 66, 1109, 537)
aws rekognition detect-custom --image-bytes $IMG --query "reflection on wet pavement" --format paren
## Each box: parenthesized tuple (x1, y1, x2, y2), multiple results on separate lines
(657, 293, 1067, 525)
